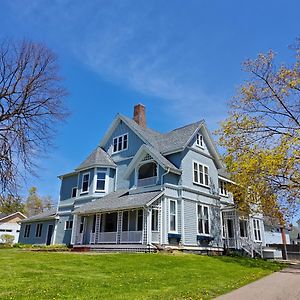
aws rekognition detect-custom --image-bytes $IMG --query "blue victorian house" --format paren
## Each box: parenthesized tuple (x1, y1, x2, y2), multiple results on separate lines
(19, 104, 266, 255)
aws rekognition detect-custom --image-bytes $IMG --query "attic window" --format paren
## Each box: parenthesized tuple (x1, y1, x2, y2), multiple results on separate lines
(112, 133, 128, 153)
(196, 133, 204, 148)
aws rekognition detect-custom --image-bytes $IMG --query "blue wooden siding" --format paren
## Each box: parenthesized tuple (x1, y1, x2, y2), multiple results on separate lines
(60, 174, 78, 201)
(18, 220, 56, 245)
(183, 200, 197, 245)
(55, 214, 73, 245)
(104, 121, 145, 159)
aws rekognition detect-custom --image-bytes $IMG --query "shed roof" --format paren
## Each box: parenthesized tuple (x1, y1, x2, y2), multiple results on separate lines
(73, 190, 163, 214)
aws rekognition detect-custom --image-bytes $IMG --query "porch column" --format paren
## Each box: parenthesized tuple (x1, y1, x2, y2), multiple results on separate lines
(70, 214, 78, 245)
(142, 209, 148, 244)
(146, 208, 152, 244)
(117, 211, 122, 244)
(95, 214, 101, 244)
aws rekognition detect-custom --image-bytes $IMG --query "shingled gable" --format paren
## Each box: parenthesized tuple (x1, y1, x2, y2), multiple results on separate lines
(75, 146, 116, 171)
(123, 144, 181, 179)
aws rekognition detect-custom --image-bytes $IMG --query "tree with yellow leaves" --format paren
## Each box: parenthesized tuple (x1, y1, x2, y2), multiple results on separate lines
(218, 39, 300, 234)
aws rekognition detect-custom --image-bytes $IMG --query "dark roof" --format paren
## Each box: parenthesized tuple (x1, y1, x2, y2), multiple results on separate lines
(121, 114, 204, 154)
(0, 213, 8, 220)
(74, 190, 163, 214)
(21, 209, 57, 223)
(76, 146, 116, 170)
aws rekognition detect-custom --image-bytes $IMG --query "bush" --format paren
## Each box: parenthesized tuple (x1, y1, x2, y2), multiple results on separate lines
(0, 234, 14, 246)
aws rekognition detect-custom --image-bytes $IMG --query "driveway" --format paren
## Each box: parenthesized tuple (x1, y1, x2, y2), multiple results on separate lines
(215, 263, 300, 300)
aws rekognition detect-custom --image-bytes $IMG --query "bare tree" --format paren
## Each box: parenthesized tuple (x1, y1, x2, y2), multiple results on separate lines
(0, 40, 67, 196)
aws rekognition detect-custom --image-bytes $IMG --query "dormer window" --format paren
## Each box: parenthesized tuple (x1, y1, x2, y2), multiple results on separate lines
(137, 162, 157, 187)
(196, 133, 204, 148)
(81, 173, 90, 193)
(219, 179, 228, 196)
(112, 133, 128, 153)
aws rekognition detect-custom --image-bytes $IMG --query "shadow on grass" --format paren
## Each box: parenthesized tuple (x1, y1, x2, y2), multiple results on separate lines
(211, 255, 285, 272)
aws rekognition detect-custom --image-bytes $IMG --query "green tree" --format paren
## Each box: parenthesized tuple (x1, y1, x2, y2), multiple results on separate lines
(25, 187, 54, 217)
(217, 38, 300, 224)
(0, 194, 25, 214)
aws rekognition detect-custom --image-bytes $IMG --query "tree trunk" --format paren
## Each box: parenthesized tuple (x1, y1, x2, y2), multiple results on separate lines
(280, 226, 288, 260)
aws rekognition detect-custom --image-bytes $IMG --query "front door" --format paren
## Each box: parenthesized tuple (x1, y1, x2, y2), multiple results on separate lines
(46, 225, 54, 245)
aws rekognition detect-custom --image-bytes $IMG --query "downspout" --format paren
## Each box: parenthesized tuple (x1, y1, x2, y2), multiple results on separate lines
(161, 168, 170, 191)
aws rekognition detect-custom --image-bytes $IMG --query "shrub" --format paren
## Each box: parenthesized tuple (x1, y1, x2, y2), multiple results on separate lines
(0, 234, 15, 246)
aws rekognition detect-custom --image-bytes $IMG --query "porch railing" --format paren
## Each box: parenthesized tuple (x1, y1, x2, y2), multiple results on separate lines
(137, 176, 157, 187)
(90, 232, 96, 244)
(151, 231, 160, 243)
(98, 232, 118, 244)
(121, 231, 143, 243)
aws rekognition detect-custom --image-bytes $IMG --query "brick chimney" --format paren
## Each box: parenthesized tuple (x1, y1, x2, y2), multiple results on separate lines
(133, 104, 146, 128)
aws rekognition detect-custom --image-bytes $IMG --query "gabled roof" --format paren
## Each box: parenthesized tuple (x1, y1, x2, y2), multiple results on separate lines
(76, 146, 116, 171)
(73, 190, 163, 214)
(0, 212, 26, 223)
(123, 144, 181, 179)
(21, 209, 58, 223)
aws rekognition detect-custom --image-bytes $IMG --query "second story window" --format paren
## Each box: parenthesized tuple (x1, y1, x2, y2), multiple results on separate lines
(196, 133, 204, 148)
(193, 161, 209, 186)
(96, 172, 106, 191)
(219, 180, 228, 196)
(81, 173, 90, 193)
(71, 187, 77, 198)
(112, 133, 128, 153)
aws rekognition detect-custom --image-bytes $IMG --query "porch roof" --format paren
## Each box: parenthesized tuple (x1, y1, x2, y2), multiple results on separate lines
(73, 190, 163, 215)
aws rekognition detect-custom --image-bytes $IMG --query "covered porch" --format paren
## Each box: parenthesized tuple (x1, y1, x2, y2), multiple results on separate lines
(71, 189, 163, 247)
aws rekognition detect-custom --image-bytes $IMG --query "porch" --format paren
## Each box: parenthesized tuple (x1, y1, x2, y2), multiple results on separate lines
(73, 206, 161, 246)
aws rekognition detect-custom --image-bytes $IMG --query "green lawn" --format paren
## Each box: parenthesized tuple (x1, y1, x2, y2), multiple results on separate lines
(0, 249, 283, 300)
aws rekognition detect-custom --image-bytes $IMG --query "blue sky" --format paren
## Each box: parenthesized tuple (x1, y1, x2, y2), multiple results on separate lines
(1, 0, 299, 202)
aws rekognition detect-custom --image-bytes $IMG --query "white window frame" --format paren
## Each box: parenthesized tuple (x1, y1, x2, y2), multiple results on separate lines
(71, 187, 77, 198)
(81, 172, 90, 194)
(65, 220, 73, 230)
(196, 133, 204, 148)
(193, 160, 209, 187)
(151, 208, 159, 232)
(219, 180, 228, 196)
(197, 204, 210, 235)
(95, 171, 107, 192)
(253, 219, 262, 242)
(169, 199, 178, 233)
(112, 133, 128, 154)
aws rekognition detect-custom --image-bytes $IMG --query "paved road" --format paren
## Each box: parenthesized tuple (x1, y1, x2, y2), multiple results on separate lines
(215, 263, 300, 300)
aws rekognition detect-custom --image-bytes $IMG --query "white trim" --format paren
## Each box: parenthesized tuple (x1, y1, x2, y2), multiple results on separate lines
(135, 160, 159, 188)
(168, 199, 178, 233)
(81, 172, 90, 194)
(192, 160, 210, 187)
(112, 133, 128, 154)
(196, 204, 210, 236)
(181, 199, 185, 244)
(253, 219, 262, 242)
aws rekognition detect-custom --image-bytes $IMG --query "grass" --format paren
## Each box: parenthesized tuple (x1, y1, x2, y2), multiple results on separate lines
(0, 249, 283, 300)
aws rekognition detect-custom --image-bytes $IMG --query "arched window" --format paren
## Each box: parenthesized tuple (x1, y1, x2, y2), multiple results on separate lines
(137, 162, 157, 187)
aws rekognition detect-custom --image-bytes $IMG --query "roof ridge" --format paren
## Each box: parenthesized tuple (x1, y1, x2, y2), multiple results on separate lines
(164, 120, 203, 134)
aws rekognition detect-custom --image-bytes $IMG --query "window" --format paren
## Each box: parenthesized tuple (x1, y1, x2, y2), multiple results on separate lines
(239, 220, 248, 238)
(81, 173, 90, 193)
(196, 133, 204, 148)
(71, 187, 77, 198)
(193, 161, 209, 186)
(92, 215, 96, 233)
(253, 219, 262, 241)
(122, 210, 143, 231)
(169, 200, 177, 232)
(219, 180, 228, 196)
(197, 205, 210, 235)
(0, 229, 12, 232)
(35, 223, 43, 237)
(112, 133, 128, 153)
(24, 224, 31, 237)
(96, 172, 106, 191)
(65, 220, 73, 230)
(152, 209, 159, 231)
(101, 213, 118, 232)
(79, 217, 84, 233)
